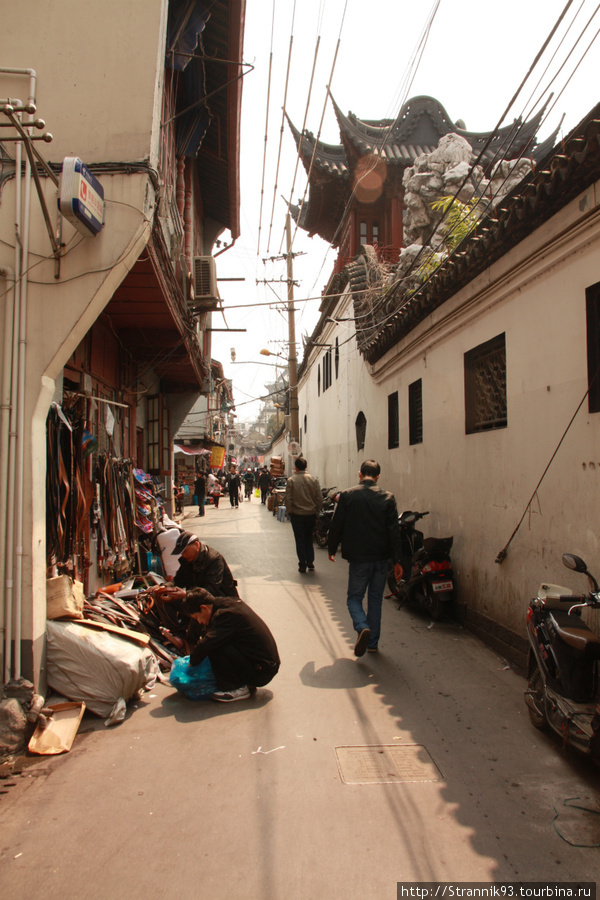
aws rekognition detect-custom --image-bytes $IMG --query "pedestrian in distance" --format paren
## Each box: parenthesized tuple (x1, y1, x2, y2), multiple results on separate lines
(194, 471, 206, 517)
(227, 464, 242, 508)
(258, 467, 271, 504)
(284, 456, 322, 573)
(328, 459, 403, 656)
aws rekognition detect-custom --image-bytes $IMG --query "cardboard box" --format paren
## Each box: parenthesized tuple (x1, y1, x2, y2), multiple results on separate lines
(46, 575, 84, 620)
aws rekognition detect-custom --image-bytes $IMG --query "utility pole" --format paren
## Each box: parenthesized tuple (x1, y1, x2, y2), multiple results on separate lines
(285, 212, 300, 443)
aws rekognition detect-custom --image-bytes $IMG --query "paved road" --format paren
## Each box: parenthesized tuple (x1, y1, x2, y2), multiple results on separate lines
(1, 497, 599, 899)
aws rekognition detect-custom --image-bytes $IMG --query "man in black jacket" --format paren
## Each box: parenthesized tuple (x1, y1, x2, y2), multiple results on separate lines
(172, 531, 239, 597)
(328, 460, 402, 656)
(183, 588, 280, 702)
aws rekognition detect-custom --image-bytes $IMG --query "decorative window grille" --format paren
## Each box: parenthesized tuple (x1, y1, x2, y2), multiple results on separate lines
(409, 379, 423, 445)
(335, 338, 339, 379)
(388, 391, 399, 449)
(464, 334, 507, 434)
(355, 411, 367, 451)
(323, 348, 332, 391)
(147, 394, 171, 474)
(586, 281, 600, 413)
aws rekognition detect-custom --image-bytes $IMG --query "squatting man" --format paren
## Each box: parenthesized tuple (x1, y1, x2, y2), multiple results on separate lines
(150, 531, 280, 702)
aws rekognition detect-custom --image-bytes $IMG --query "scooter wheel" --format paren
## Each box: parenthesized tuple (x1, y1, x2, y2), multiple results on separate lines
(526, 665, 547, 729)
(387, 571, 402, 599)
(425, 584, 442, 621)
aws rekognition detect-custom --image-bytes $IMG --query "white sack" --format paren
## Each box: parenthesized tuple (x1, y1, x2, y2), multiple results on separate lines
(46, 620, 158, 722)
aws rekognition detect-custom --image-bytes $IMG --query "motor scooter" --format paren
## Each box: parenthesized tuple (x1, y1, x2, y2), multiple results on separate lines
(387, 510, 454, 620)
(525, 553, 600, 762)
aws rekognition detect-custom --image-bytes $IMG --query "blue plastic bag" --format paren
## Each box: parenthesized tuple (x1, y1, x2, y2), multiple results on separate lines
(170, 655, 218, 700)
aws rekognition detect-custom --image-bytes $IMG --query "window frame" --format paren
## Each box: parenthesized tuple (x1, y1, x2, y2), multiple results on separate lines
(388, 390, 399, 449)
(464, 333, 507, 435)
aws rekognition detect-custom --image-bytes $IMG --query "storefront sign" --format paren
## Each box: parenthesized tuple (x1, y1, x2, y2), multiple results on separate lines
(210, 446, 225, 469)
(59, 156, 105, 236)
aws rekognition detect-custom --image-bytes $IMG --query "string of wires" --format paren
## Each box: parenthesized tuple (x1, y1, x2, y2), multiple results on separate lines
(314, 0, 600, 341)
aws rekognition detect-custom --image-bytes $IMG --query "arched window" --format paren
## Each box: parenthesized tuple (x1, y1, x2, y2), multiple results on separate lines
(355, 411, 366, 451)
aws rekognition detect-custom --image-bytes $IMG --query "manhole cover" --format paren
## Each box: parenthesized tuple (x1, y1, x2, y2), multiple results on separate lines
(335, 744, 442, 784)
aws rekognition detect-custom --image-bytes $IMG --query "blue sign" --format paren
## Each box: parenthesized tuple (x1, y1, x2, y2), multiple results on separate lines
(59, 156, 105, 236)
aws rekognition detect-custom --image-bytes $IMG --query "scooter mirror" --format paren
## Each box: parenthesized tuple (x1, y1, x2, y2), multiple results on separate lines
(562, 553, 588, 573)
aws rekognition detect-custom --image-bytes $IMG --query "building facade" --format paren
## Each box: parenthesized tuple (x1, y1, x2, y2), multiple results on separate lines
(0, 0, 245, 683)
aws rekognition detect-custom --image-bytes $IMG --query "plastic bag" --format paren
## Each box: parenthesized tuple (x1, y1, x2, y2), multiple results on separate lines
(170, 655, 218, 700)
(254, 488, 260, 498)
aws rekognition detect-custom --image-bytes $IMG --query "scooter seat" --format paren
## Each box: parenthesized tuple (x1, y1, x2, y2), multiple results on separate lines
(549, 609, 600, 659)
(422, 536, 453, 554)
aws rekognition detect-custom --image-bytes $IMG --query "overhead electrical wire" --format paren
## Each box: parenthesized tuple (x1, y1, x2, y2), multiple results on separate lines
(319, 0, 594, 338)
(294, 0, 442, 295)
(287, 0, 349, 252)
(265, 0, 298, 254)
(256, 0, 276, 256)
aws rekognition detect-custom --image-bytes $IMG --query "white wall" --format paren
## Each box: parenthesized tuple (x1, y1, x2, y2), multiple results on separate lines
(298, 179, 600, 652)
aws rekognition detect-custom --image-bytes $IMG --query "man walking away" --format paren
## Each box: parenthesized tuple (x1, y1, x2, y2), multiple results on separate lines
(227, 465, 242, 508)
(258, 467, 271, 505)
(194, 471, 206, 517)
(285, 457, 322, 573)
(328, 459, 402, 656)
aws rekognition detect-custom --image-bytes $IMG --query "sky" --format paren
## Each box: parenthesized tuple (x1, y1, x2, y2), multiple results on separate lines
(211, 0, 600, 424)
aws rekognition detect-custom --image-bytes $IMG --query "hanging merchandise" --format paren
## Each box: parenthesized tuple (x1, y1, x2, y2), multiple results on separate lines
(94, 454, 138, 581)
(46, 400, 92, 579)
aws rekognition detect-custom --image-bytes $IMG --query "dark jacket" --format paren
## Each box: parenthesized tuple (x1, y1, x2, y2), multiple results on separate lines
(328, 480, 401, 563)
(258, 471, 271, 491)
(188, 593, 280, 687)
(174, 543, 239, 597)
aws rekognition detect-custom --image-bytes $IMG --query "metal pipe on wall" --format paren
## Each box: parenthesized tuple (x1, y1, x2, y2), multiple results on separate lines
(0, 67, 37, 681)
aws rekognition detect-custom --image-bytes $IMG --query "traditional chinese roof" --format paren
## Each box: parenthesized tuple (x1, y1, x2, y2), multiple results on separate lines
(287, 95, 559, 244)
(353, 104, 600, 363)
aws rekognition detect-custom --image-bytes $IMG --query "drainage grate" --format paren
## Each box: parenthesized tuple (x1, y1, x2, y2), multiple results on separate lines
(335, 743, 442, 784)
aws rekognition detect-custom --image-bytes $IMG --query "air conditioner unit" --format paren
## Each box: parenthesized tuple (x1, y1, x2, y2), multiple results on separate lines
(192, 256, 219, 311)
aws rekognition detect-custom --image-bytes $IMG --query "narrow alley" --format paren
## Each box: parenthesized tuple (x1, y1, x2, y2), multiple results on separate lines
(1, 497, 598, 899)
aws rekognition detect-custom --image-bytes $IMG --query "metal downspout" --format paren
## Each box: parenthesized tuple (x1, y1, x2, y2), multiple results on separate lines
(13, 149, 32, 678)
(0, 266, 16, 683)
(2, 131, 22, 683)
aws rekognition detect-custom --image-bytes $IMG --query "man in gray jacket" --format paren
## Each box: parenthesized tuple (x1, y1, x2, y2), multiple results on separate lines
(284, 457, 322, 573)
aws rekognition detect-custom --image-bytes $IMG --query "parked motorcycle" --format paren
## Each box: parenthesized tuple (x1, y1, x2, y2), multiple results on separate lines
(313, 487, 338, 548)
(525, 553, 600, 762)
(386, 510, 454, 620)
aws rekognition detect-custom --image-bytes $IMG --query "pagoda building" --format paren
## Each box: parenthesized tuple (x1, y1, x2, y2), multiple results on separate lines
(287, 95, 558, 274)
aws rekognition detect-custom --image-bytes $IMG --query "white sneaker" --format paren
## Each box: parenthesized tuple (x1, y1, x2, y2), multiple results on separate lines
(211, 686, 251, 702)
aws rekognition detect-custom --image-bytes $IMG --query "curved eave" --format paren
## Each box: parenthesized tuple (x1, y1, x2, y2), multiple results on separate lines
(332, 93, 551, 168)
(286, 113, 349, 178)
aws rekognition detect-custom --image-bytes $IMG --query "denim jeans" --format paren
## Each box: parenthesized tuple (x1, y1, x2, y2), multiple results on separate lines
(346, 559, 388, 648)
(290, 513, 316, 568)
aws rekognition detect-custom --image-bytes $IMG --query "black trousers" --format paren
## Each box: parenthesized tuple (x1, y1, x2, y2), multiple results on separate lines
(290, 513, 316, 568)
(210, 645, 278, 691)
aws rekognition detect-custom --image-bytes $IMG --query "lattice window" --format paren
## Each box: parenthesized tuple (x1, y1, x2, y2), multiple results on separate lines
(388, 391, 399, 449)
(464, 334, 507, 434)
(586, 281, 600, 413)
(147, 394, 171, 475)
(409, 379, 423, 445)
(323, 348, 332, 391)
